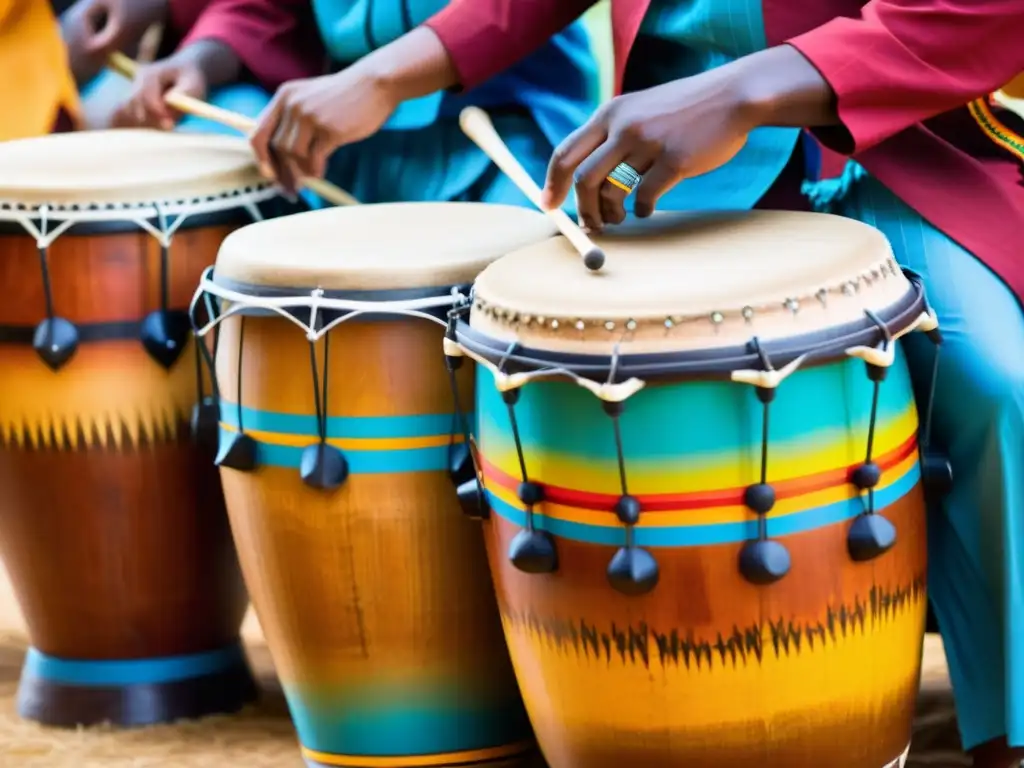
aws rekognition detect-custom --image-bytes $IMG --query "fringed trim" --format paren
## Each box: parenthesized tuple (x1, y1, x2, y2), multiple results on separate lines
(801, 160, 867, 213)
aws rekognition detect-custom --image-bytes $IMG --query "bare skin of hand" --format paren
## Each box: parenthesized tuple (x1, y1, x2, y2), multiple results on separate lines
(62, 0, 167, 84)
(111, 41, 240, 131)
(540, 45, 839, 230)
(251, 26, 458, 193)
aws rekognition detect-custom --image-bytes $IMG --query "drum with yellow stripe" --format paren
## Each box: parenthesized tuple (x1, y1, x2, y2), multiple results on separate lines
(195, 203, 557, 768)
(0, 130, 280, 728)
(448, 211, 946, 768)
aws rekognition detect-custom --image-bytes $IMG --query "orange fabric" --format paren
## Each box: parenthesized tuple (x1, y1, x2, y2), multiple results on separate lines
(1002, 72, 1024, 100)
(0, 0, 80, 141)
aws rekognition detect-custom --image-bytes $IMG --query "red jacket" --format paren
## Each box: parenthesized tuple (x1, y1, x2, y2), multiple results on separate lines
(425, 0, 1024, 304)
(170, 0, 325, 88)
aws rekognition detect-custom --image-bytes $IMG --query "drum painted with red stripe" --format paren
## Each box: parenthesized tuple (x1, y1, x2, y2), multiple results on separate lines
(450, 212, 938, 768)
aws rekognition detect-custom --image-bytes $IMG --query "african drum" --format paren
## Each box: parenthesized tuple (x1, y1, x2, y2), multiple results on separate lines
(447, 211, 947, 768)
(0, 130, 280, 727)
(193, 203, 557, 767)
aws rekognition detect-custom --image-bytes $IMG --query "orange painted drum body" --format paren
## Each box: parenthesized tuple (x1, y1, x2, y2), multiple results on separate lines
(452, 212, 941, 768)
(0, 131, 280, 727)
(200, 203, 558, 767)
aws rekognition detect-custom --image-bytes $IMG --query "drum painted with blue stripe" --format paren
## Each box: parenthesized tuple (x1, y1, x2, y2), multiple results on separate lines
(0, 131, 277, 728)
(200, 203, 557, 767)
(454, 212, 935, 768)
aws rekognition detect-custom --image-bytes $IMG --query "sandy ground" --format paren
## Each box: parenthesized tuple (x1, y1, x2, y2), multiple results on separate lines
(0, 563, 966, 767)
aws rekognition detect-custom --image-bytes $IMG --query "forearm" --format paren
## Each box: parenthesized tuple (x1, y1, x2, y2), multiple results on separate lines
(358, 27, 458, 103)
(178, 0, 325, 89)
(176, 39, 240, 88)
(730, 45, 838, 131)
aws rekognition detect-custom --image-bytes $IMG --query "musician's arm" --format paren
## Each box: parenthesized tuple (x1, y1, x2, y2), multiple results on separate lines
(175, 0, 326, 89)
(786, 0, 1024, 153)
(423, 0, 599, 91)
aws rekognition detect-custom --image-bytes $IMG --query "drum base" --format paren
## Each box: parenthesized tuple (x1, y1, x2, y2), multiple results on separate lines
(300, 743, 541, 768)
(14, 642, 257, 728)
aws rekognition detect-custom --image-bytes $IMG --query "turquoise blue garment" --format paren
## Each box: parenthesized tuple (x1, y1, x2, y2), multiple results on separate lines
(825, 167, 1024, 752)
(630, 0, 800, 212)
(311, 0, 597, 208)
(632, 0, 1024, 752)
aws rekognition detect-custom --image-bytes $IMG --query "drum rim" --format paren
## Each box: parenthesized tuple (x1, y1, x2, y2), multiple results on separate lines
(208, 272, 471, 304)
(0, 185, 279, 236)
(454, 270, 927, 382)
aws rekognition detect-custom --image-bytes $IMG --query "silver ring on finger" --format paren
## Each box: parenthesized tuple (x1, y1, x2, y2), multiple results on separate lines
(605, 162, 643, 195)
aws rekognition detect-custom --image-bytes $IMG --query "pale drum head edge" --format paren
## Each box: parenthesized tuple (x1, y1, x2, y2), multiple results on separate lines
(213, 202, 560, 292)
(469, 211, 911, 356)
(0, 129, 266, 207)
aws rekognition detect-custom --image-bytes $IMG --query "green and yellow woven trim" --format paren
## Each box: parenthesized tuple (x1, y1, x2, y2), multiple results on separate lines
(968, 95, 1024, 163)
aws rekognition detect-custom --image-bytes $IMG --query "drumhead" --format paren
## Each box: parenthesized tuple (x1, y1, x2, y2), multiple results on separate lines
(468, 211, 916, 356)
(213, 202, 559, 292)
(0, 129, 268, 208)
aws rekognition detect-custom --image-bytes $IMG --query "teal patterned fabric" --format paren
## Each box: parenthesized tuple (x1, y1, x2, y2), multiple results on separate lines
(308, 0, 597, 206)
(629, 0, 800, 212)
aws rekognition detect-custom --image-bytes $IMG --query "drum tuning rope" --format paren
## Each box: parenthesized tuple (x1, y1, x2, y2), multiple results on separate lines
(602, 347, 660, 595)
(211, 315, 258, 472)
(443, 311, 486, 518)
(187, 283, 225, 446)
(490, 342, 559, 575)
(735, 338, 793, 586)
(844, 309, 899, 562)
(303, 325, 350, 490)
(26, 205, 81, 371)
(912, 289, 953, 499)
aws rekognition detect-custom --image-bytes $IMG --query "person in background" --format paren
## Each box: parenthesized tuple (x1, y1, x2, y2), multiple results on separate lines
(60, 0, 180, 129)
(104, 0, 598, 208)
(189, 0, 1020, 766)
(0, 0, 80, 140)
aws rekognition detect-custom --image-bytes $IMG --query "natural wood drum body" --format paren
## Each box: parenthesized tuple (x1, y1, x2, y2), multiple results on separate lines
(214, 313, 533, 767)
(0, 221, 254, 727)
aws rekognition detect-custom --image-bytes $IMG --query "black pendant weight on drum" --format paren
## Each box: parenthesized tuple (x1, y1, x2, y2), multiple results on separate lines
(301, 331, 348, 491)
(33, 236, 79, 371)
(504, 385, 559, 575)
(846, 311, 898, 562)
(736, 339, 792, 586)
(444, 313, 490, 520)
(602, 394, 659, 596)
(140, 209, 191, 369)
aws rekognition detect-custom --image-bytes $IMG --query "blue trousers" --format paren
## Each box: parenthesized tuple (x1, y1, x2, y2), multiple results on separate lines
(835, 170, 1024, 751)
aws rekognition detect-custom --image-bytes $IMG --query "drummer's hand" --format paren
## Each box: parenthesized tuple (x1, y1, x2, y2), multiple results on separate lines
(251, 67, 399, 194)
(111, 49, 210, 131)
(540, 70, 753, 230)
(541, 46, 837, 231)
(62, 0, 167, 83)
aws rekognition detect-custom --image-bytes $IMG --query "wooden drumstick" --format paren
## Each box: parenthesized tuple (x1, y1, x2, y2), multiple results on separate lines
(107, 52, 360, 207)
(459, 107, 606, 271)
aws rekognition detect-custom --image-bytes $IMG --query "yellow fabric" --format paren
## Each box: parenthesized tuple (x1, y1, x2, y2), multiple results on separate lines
(0, 0, 80, 141)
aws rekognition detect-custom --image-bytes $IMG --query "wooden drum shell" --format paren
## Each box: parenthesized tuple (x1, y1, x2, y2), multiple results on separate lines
(214, 313, 532, 767)
(474, 350, 927, 768)
(0, 222, 253, 727)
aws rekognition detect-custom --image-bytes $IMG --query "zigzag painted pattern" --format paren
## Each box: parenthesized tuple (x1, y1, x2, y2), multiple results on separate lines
(502, 577, 926, 672)
(0, 340, 204, 451)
